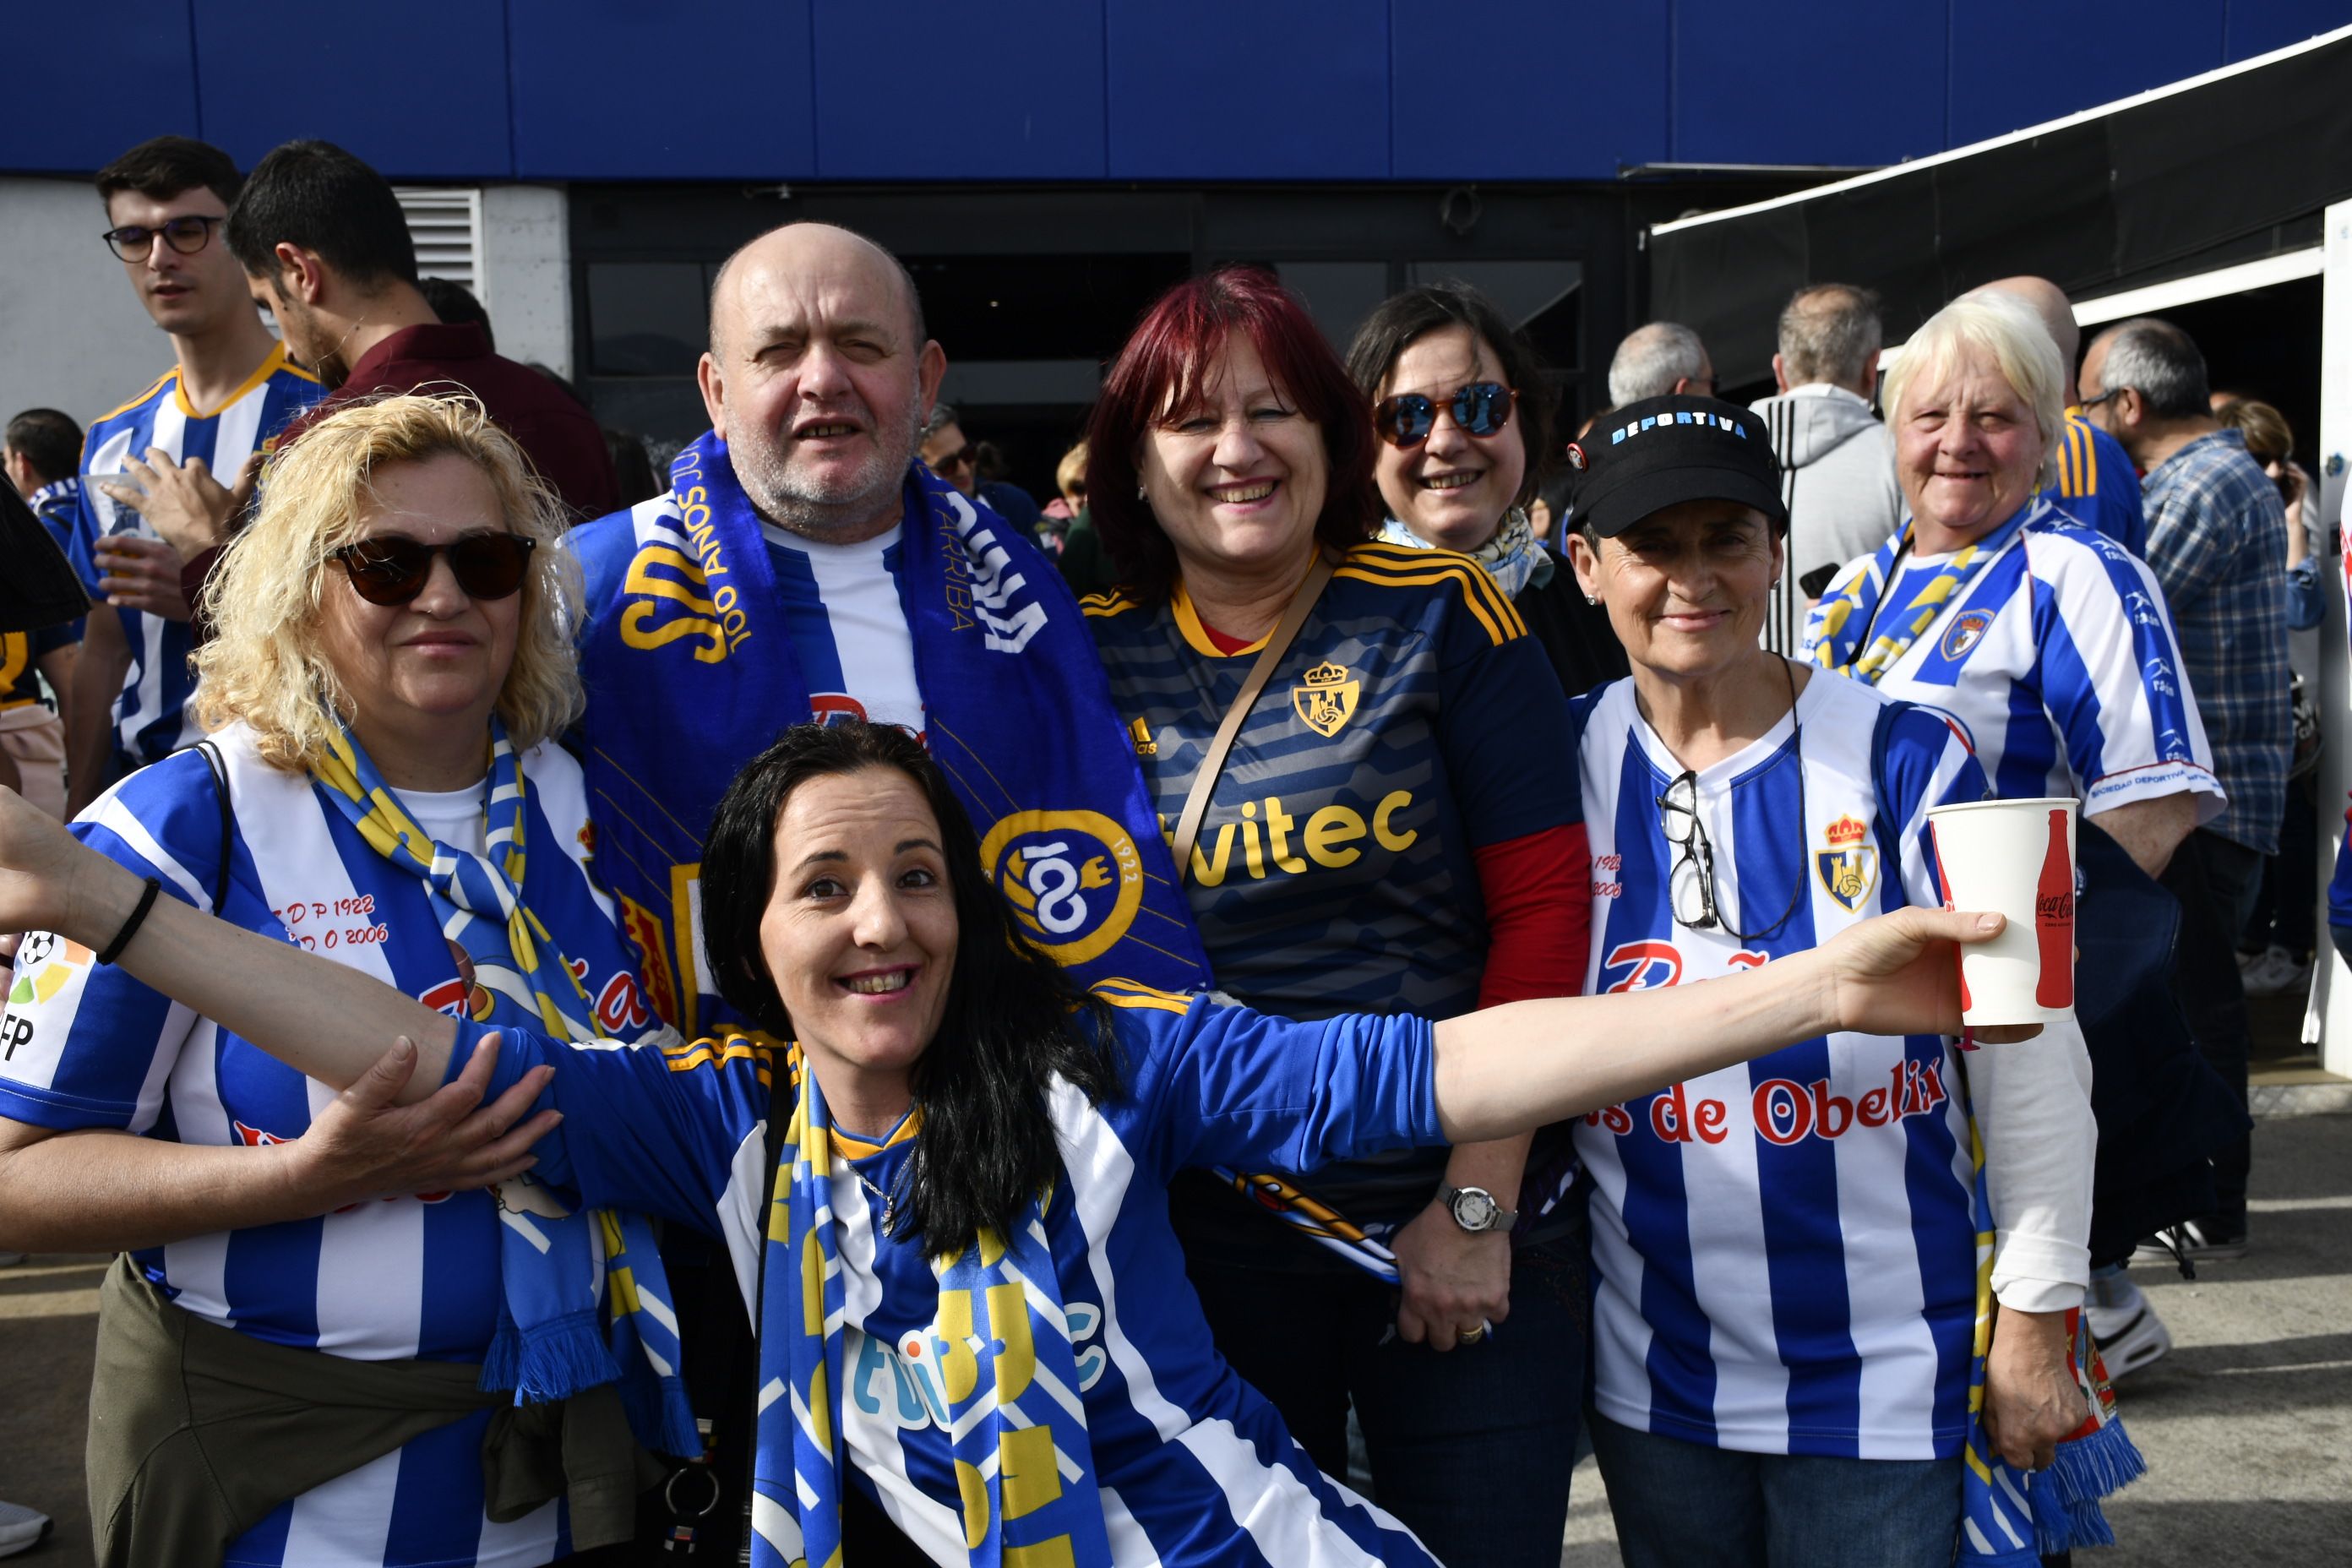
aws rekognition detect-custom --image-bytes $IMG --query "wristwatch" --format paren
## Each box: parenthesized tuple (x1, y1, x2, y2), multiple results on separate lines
(1440, 1184, 1517, 1233)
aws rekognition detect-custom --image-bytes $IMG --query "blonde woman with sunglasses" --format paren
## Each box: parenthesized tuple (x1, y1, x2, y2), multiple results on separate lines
(0, 395, 679, 1568)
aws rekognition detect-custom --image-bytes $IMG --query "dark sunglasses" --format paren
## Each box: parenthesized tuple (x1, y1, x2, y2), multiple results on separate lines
(1373, 382, 1516, 448)
(102, 215, 224, 263)
(930, 444, 978, 473)
(331, 532, 536, 607)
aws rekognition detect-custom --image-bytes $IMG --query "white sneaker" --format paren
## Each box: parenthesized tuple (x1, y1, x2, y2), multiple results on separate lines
(2240, 945, 2312, 998)
(2086, 1275, 2173, 1379)
(0, 1500, 52, 1558)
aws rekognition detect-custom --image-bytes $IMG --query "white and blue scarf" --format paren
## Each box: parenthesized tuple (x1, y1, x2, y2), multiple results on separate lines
(1378, 505, 1554, 599)
(756, 1048, 1116, 1568)
(310, 721, 698, 1455)
(575, 438, 1211, 1038)
(1804, 500, 2046, 684)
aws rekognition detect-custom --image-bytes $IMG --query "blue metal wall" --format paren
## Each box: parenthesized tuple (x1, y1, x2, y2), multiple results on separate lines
(8, 1, 2347, 182)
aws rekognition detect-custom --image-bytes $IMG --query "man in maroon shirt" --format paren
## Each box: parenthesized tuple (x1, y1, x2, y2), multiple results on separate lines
(227, 140, 618, 517)
(155, 141, 621, 617)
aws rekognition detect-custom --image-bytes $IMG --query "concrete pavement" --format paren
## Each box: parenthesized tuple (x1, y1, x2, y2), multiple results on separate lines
(1561, 1111, 2352, 1565)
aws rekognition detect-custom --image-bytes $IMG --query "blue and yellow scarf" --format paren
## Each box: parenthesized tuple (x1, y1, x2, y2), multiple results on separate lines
(1805, 500, 2047, 684)
(754, 1048, 1115, 1568)
(311, 720, 697, 1454)
(574, 438, 1210, 1038)
(1954, 1111, 2143, 1563)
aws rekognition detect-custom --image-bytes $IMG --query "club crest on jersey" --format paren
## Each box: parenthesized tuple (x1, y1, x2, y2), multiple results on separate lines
(1815, 814, 1877, 912)
(977, 809, 1145, 966)
(1939, 609, 1992, 663)
(1291, 661, 1360, 738)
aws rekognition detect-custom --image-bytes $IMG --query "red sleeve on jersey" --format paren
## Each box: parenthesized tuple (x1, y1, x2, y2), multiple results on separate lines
(1473, 821, 1590, 1009)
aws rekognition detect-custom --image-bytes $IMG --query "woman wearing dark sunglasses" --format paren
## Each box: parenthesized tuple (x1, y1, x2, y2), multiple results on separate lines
(0, 395, 683, 1568)
(1560, 395, 2096, 1567)
(1082, 267, 1593, 1565)
(1347, 281, 1628, 701)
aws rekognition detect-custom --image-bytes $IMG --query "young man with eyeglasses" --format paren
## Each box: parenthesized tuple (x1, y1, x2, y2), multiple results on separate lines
(63, 137, 327, 815)
(1561, 396, 2095, 1566)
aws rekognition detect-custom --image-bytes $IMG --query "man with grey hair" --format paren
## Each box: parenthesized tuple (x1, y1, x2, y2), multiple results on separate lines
(1605, 321, 1714, 405)
(1970, 275, 2146, 554)
(1749, 283, 1901, 651)
(2082, 315, 2286, 1269)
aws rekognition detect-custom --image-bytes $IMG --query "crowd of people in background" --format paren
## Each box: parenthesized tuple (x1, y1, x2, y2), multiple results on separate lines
(0, 126, 2318, 1568)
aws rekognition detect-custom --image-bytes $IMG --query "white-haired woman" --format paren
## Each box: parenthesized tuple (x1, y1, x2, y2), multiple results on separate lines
(1802, 293, 2227, 1377)
(0, 395, 678, 1568)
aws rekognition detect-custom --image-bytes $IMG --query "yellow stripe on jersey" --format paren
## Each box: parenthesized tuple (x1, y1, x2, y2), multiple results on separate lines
(662, 1031, 780, 1075)
(176, 343, 308, 421)
(1171, 581, 1264, 656)
(1340, 541, 1528, 641)
(1334, 558, 1524, 645)
(830, 1108, 923, 1158)
(1090, 976, 1195, 1015)
(92, 368, 181, 429)
(2073, 416, 2098, 494)
(1081, 590, 1141, 619)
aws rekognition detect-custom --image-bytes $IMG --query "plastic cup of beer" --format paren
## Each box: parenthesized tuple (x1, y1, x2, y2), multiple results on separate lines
(1925, 797, 2077, 1027)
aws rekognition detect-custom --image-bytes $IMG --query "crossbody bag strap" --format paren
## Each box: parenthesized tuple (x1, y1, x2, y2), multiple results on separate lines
(1168, 548, 1337, 885)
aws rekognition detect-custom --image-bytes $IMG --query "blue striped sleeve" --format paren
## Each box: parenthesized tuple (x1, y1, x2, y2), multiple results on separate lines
(453, 1017, 767, 1235)
(1123, 999, 1440, 1179)
(0, 751, 227, 1130)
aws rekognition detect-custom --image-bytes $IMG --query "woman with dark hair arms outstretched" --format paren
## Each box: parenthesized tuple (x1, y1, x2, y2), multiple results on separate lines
(0, 723, 2027, 1568)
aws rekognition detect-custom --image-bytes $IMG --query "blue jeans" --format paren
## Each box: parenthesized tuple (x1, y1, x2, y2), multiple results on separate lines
(1588, 1414, 1963, 1568)
(1177, 1194, 1587, 1568)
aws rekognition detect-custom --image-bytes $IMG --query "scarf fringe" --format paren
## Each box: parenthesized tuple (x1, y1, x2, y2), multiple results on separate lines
(2034, 1418, 2144, 1553)
(618, 1362, 704, 1458)
(477, 1308, 621, 1404)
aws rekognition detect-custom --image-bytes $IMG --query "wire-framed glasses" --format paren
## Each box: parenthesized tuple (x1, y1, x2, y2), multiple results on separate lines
(1653, 723, 1807, 941)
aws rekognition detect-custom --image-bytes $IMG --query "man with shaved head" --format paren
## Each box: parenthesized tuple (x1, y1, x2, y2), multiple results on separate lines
(563, 221, 1211, 1556)
(1968, 276, 2146, 554)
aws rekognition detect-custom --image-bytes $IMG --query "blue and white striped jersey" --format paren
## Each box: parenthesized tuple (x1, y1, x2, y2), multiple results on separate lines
(0, 723, 666, 1567)
(1570, 671, 2092, 1459)
(1805, 508, 2224, 823)
(68, 350, 324, 768)
(468, 991, 1451, 1566)
(754, 520, 924, 732)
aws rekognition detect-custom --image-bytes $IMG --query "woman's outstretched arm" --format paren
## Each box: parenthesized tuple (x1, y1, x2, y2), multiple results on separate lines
(1431, 906, 2022, 1143)
(4, 792, 459, 1099)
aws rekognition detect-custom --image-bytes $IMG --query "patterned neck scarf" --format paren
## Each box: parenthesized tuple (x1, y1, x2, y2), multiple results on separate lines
(310, 719, 696, 1453)
(760, 1047, 1115, 1566)
(1805, 499, 2047, 685)
(1378, 504, 1554, 598)
(1954, 1086, 2143, 1562)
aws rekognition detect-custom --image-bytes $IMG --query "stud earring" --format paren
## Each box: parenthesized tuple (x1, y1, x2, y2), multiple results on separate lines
(1137, 482, 1147, 499)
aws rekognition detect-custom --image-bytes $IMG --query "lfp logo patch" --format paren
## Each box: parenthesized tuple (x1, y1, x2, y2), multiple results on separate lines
(977, 810, 1145, 966)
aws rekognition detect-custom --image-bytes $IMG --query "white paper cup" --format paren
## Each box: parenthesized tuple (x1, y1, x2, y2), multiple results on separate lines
(1925, 797, 2077, 1027)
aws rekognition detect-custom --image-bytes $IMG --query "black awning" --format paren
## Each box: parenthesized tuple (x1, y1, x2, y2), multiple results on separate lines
(1649, 29, 2352, 387)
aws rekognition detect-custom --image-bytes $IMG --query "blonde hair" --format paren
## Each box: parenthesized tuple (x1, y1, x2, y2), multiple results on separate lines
(193, 394, 585, 771)
(2217, 397, 2293, 466)
(1883, 293, 2064, 490)
(1055, 439, 1089, 505)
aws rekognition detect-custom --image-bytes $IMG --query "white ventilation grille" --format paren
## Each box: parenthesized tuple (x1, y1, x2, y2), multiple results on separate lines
(393, 188, 485, 301)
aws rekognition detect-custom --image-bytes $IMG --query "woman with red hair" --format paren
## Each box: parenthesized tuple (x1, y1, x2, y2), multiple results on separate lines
(1081, 267, 1594, 1563)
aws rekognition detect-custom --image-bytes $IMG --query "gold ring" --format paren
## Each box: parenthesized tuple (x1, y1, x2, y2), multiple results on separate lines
(1458, 1325, 1486, 1345)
